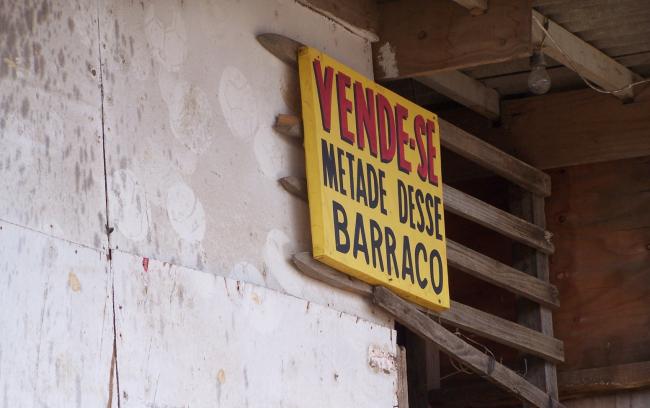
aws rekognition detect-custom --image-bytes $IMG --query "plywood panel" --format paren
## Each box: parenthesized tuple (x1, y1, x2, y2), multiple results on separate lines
(0, 221, 114, 406)
(112, 251, 397, 407)
(547, 157, 650, 371)
(98, 0, 389, 325)
(0, 0, 108, 250)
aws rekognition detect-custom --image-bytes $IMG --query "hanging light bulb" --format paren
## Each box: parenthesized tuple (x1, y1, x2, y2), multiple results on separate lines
(528, 49, 551, 95)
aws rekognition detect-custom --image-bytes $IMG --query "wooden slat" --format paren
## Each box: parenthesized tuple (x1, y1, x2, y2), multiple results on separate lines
(452, 0, 488, 15)
(559, 361, 650, 398)
(281, 176, 560, 308)
(532, 10, 644, 101)
(416, 71, 500, 120)
(373, 287, 565, 408)
(372, 0, 531, 79)
(447, 240, 559, 308)
(274, 114, 304, 139)
(279, 171, 555, 254)
(438, 120, 551, 197)
(293, 252, 565, 363)
(256, 34, 551, 196)
(444, 185, 554, 254)
(396, 346, 410, 408)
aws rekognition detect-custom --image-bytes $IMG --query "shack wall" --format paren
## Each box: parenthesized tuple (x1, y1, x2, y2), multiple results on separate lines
(0, 0, 397, 406)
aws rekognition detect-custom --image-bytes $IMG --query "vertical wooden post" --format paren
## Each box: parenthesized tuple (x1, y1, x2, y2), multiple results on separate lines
(510, 189, 559, 404)
(397, 346, 410, 408)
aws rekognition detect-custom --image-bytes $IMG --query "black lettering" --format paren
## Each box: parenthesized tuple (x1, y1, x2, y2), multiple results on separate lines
(401, 236, 414, 284)
(415, 189, 425, 233)
(434, 195, 443, 241)
(414, 243, 428, 289)
(336, 147, 347, 195)
(332, 201, 349, 253)
(369, 219, 384, 272)
(429, 249, 444, 295)
(397, 180, 408, 224)
(321, 139, 338, 191)
(385, 226, 398, 277)
(353, 212, 369, 264)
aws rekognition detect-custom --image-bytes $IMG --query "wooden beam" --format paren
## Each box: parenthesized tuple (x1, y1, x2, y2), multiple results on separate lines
(280, 176, 560, 308)
(501, 88, 650, 169)
(510, 189, 559, 402)
(416, 71, 500, 120)
(269, 111, 551, 197)
(373, 287, 565, 408)
(558, 361, 650, 398)
(439, 120, 551, 197)
(532, 10, 644, 101)
(429, 361, 650, 406)
(452, 0, 488, 16)
(444, 185, 554, 254)
(396, 346, 410, 408)
(372, 0, 531, 79)
(295, 0, 379, 42)
(293, 253, 565, 363)
(278, 175, 554, 254)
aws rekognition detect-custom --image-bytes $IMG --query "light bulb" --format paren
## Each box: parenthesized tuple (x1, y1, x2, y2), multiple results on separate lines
(528, 50, 551, 95)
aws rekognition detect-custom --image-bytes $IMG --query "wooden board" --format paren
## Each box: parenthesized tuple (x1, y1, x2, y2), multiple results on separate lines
(373, 287, 565, 408)
(293, 252, 565, 363)
(372, 0, 532, 79)
(547, 157, 650, 371)
(501, 89, 650, 170)
(295, 0, 379, 41)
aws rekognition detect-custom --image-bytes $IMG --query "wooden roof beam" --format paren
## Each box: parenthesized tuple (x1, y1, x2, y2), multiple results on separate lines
(452, 0, 488, 16)
(532, 9, 645, 102)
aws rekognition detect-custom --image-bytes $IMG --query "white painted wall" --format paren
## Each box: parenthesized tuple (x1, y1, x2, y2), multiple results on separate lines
(0, 0, 397, 406)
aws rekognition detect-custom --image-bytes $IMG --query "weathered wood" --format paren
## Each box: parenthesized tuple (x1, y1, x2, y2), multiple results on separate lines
(447, 240, 559, 309)
(274, 114, 304, 139)
(444, 185, 554, 254)
(295, 0, 379, 41)
(501, 89, 650, 170)
(372, 0, 531, 79)
(373, 287, 565, 408)
(439, 120, 551, 197)
(510, 189, 559, 402)
(559, 361, 650, 398)
(280, 173, 554, 253)
(452, 0, 488, 15)
(273, 111, 551, 197)
(257, 33, 303, 69)
(547, 158, 650, 371)
(283, 178, 560, 308)
(416, 71, 500, 120)
(396, 345, 410, 408)
(406, 331, 436, 408)
(292, 252, 564, 363)
(429, 361, 650, 406)
(532, 10, 644, 101)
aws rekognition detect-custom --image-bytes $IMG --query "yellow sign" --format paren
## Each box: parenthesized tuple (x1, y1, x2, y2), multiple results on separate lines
(299, 47, 449, 311)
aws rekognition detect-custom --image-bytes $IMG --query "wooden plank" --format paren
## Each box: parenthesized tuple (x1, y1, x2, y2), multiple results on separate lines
(274, 114, 303, 139)
(416, 71, 500, 120)
(447, 240, 559, 309)
(501, 89, 650, 170)
(429, 361, 650, 405)
(257, 33, 303, 69)
(405, 331, 438, 408)
(293, 252, 565, 363)
(546, 158, 650, 371)
(372, 287, 565, 408)
(439, 120, 551, 197)
(452, 0, 489, 15)
(372, 0, 531, 79)
(396, 346, 410, 408)
(532, 10, 645, 101)
(282, 177, 560, 308)
(279, 174, 555, 253)
(295, 0, 379, 42)
(444, 185, 554, 254)
(270, 111, 551, 197)
(558, 361, 650, 398)
(510, 189, 559, 402)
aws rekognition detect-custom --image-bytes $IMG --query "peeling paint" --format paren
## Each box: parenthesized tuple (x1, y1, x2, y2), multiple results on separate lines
(376, 42, 399, 79)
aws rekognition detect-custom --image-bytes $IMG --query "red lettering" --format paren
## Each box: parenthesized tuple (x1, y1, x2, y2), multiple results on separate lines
(353, 82, 378, 157)
(426, 119, 439, 186)
(395, 103, 411, 174)
(313, 59, 334, 133)
(376, 93, 396, 163)
(414, 115, 428, 181)
(336, 72, 354, 144)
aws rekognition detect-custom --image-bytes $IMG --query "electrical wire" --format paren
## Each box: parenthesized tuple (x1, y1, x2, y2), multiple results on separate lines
(532, 14, 650, 95)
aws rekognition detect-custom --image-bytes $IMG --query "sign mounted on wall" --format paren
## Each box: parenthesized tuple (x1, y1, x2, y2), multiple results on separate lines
(299, 47, 449, 311)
